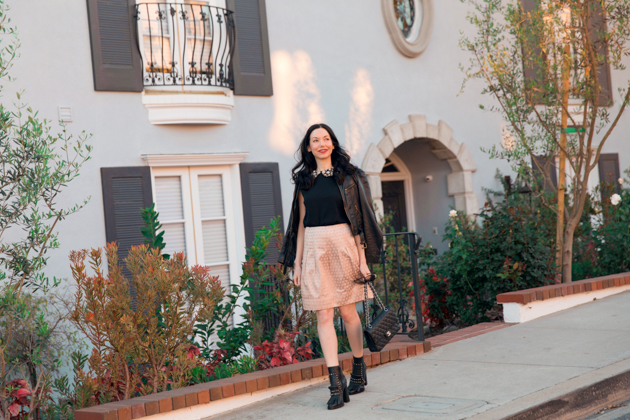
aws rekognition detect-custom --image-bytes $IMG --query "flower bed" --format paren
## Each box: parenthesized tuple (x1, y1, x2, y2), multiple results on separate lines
(75, 341, 431, 420)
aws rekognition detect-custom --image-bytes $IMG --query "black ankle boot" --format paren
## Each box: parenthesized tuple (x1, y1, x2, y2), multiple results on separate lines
(348, 356, 367, 395)
(327, 366, 349, 410)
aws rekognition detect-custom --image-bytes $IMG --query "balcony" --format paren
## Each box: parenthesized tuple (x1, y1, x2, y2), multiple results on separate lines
(135, 3, 236, 125)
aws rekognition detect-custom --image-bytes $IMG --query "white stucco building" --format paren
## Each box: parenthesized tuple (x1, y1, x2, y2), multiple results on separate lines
(6, 0, 629, 295)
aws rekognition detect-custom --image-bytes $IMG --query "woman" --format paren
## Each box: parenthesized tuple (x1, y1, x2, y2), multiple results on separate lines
(279, 123, 383, 410)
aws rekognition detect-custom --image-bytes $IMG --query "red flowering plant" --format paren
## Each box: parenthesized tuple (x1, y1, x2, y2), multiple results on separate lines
(5, 379, 30, 420)
(420, 268, 452, 327)
(186, 344, 201, 361)
(187, 347, 230, 384)
(407, 276, 429, 323)
(69, 244, 224, 399)
(2, 378, 52, 420)
(405, 243, 452, 328)
(254, 331, 314, 370)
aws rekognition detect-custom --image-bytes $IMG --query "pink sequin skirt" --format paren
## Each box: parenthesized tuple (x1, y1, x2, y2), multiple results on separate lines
(301, 223, 373, 311)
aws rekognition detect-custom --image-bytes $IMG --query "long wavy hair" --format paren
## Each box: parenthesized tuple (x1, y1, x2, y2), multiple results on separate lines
(291, 123, 356, 190)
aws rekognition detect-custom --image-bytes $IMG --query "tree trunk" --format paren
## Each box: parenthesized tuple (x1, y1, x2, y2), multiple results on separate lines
(556, 41, 571, 281)
(122, 357, 130, 400)
(28, 359, 38, 390)
(562, 217, 579, 283)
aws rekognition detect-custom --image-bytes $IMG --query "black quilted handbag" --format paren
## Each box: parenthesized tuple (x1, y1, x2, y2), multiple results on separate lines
(361, 280, 400, 352)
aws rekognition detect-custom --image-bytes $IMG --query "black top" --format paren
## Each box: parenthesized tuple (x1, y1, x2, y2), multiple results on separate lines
(301, 174, 350, 227)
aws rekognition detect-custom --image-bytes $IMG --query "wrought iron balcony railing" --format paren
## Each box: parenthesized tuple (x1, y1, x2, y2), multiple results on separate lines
(135, 3, 235, 89)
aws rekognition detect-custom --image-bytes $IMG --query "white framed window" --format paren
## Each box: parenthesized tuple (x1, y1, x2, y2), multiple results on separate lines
(151, 164, 244, 293)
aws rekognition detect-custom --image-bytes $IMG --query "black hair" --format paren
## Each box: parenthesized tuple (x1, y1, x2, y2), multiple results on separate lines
(291, 123, 356, 190)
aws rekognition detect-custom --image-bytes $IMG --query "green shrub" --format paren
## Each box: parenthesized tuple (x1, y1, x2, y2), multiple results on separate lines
(573, 175, 630, 279)
(422, 190, 556, 326)
(194, 216, 287, 363)
(212, 355, 259, 379)
(41, 352, 97, 419)
(594, 190, 630, 275)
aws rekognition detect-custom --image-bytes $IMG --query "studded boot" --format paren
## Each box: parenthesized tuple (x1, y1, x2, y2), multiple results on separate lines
(327, 366, 350, 410)
(348, 356, 367, 395)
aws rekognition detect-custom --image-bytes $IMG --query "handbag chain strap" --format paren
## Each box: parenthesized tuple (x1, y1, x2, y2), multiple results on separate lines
(363, 280, 387, 329)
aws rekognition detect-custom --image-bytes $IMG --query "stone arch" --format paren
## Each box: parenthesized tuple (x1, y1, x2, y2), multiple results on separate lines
(361, 114, 479, 218)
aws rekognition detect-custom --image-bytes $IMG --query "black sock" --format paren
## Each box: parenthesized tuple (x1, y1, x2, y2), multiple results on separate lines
(353, 356, 363, 364)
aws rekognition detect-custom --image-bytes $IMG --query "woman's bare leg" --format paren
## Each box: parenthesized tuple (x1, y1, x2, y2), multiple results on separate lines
(338, 303, 363, 358)
(316, 308, 339, 366)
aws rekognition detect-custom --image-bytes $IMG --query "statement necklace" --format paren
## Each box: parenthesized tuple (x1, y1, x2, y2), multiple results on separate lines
(312, 167, 334, 178)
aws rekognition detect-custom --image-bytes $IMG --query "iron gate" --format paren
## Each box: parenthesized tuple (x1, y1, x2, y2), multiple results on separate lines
(369, 231, 425, 341)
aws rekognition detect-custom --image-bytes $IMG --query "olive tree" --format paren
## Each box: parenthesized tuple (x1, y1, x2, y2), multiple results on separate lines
(460, 0, 630, 282)
(0, 1, 92, 417)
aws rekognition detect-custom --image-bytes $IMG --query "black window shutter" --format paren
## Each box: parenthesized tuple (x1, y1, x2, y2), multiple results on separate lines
(598, 153, 620, 199)
(520, 1, 612, 107)
(86, 0, 143, 92)
(589, 1, 613, 106)
(227, 0, 273, 96)
(239, 163, 284, 264)
(101, 167, 153, 276)
(520, 0, 546, 105)
(531, 155, 558, 193)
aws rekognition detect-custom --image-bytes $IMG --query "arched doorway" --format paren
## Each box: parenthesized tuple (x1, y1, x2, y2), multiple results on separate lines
(380, 153, 415, 232)
(361, 115, 478, 248)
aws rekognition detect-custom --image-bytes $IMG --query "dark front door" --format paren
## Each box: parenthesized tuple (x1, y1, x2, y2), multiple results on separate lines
(382, 180, 408, 232)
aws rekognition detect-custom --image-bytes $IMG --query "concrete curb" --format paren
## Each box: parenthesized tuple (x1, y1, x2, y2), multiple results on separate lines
(505, 368, 630, 420)
(472, 358, 630, 420)
(506, 370, 630, 420)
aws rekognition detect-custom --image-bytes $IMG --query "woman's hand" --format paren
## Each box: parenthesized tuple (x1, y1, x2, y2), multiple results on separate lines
(359, 262, 371, 281)
(293, 265, 302, 287)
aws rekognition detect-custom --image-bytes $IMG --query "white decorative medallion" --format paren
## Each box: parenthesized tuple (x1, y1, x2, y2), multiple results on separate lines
(382, 0, 434, 57)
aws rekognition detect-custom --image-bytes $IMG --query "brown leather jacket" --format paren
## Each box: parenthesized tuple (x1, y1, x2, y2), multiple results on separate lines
(278, 168, 384, 269)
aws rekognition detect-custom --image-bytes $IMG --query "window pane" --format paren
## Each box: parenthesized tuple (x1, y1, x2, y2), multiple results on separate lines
(143, 35, 173, 73)
(198, 175, 225, 219)
(161, 222, 187, 256)
(202, 220, 228, 263)
(155, 177, 184, 220)
(207, 263, 232, 334)
(186, 39, 214, 75)
(141, 13, 171, 36)
(140, 3, 173, 73)
(184, 5, 212, 37)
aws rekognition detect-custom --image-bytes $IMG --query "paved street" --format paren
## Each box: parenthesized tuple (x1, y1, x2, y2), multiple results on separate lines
(583, 398, 630, 420)
(207, 291, 630, 420)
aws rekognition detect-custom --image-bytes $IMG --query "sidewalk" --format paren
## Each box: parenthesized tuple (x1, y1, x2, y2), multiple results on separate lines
(207, 290, 630, 420)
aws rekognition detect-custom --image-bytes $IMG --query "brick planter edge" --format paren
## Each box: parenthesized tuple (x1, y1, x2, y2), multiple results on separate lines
(75, 341, 431, 420)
